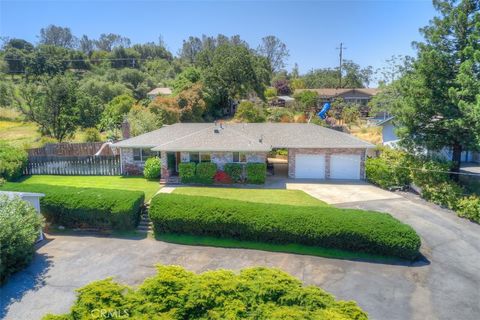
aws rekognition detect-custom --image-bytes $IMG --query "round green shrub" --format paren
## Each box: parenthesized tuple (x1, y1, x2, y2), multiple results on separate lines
(0, 141, 28, 181)
(224, 163, 243, 182)
(246, 162, 266, 184)
(143, 157, 161, 180)
(195, 162, 217, 184)
(179, 162, 196, 183)
(457, 196, 480, 223)
(42, 265, 368, 320)
(0, 194, 43, 284)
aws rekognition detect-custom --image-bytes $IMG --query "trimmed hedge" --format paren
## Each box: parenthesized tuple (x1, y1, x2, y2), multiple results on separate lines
(246, 162, 266, 184)
(1, 195, 43, 284)
(195, 162, 217, 184)
(143, 157, 161, 180)
(43, 265, 368, 320)
(179, 162, 196, 183)
(224, 163, 243, 182)
(150, 193, 421, 260)
(2, 184, 144, 230)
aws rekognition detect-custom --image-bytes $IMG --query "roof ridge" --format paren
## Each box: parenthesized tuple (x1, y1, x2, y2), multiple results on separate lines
(152, 124, 215, 148)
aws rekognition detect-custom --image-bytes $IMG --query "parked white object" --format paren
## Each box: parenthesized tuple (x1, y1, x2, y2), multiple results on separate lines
(295, 154, 326, 179)
(0, 191, 45, 241)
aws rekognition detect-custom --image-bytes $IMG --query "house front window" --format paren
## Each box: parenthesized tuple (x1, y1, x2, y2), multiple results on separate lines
(233, 152, 247, 163)
(133, 148, 159, 162)
(189, 152, 211, 163)
(189, 152, 200, 163)
(200, 153, 211, 162)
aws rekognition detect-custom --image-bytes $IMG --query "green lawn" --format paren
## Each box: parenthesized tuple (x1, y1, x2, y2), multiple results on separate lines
(156, 233, 397, 263)
(6, 175, 161, 200)
(173, 187, 326, 206)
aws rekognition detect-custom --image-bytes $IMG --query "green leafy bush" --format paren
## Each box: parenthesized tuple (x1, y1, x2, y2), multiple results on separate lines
(365, 147, 411, 188)
(246, 162, 266, 184)
(178, 162, 196, 183)
(43, 265, 368, 320)
(150, 194, 421, 260)
(0, 195, 43, 284)
(2, 184, 144, 230)
(421, 182, 463, 210)
(195, 162, 217, 184)
(143, 157, 161, 180)
(82, 127, 102, 142)
(224, 163, 243, 183)
(410, 157, 451, 187)
(0, 141, 28, 181)
(456, 196, 480, 223)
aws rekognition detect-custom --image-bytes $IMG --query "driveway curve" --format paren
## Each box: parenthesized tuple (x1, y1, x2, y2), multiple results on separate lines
(1, 191, 479, 320)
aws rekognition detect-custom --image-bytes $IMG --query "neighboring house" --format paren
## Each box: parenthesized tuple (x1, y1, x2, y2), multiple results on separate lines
(0, 191, 45, 241)
(147, 87, 172, 99)
(112, 123, 374, 181)
(269, 96, 295, 107)
(378, 116, 479, 163)
(295, 88, 380, 117)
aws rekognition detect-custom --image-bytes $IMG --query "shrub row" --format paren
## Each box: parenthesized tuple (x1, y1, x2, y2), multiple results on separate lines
(43, 265, 368, 320)
(2, 184, 145, 230)
(0, 195, 43, 284)
(179, 162, 267, 184)
(366, 147, 480, 224)
(149, 193, 421, 260)
(0, 141, 27, 181)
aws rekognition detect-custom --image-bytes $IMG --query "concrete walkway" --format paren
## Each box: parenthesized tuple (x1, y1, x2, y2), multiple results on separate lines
(1, 192, 479, 320)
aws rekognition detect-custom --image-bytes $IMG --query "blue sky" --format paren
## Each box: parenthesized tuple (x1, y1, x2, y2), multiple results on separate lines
(0, 0, 436, 75)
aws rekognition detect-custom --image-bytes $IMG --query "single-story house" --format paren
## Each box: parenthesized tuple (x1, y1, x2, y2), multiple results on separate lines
(112, 123, 374, 181)
(269, 96, 295, 107)
(1, 191, 45, 241)
(378, 116, 479, 163)
(147, 87, 172, 99)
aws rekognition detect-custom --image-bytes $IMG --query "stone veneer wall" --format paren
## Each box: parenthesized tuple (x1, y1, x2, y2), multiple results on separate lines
(287, 148, 367, 179)
(120, 148, 146, 174)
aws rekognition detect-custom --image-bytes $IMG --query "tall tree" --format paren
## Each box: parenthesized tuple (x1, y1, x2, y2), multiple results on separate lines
(257, 35, 289, 73)
(16, 75, 80, 141)
(179, 36, 203, 64)
(394, 0, 480, 178)
(95, 33, 131, 51)
(39, 25, 77, 48)
(79, 35, 95, 55)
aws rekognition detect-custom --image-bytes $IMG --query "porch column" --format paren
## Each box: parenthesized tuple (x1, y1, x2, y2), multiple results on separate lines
(160, 151, 169, 180)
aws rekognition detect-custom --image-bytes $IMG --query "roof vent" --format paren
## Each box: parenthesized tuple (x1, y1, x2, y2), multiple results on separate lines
(259, 134, 264, 143)
(214, 128, 220, 134)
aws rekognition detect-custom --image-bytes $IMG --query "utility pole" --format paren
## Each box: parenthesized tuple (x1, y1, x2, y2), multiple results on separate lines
(336, 42, 346, 88)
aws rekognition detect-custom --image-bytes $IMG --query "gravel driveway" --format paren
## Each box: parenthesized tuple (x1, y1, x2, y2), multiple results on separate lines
(1, 191, 479, 320)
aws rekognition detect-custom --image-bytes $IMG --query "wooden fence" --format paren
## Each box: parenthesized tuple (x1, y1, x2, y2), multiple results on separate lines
(28, 142, 116, 157)
(25, 156, 121, 176)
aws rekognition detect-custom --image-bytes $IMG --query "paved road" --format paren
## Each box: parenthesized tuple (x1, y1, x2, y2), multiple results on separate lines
(1, 192, 479, 320)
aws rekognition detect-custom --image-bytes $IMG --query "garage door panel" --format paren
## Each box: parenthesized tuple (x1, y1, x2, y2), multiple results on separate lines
(295, 154, 325, 179)
(330, 154, 361, 180)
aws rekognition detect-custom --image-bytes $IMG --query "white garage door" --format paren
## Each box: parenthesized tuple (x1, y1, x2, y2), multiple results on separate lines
(295, 154, 325, 179)
(330, 154, 361, 180)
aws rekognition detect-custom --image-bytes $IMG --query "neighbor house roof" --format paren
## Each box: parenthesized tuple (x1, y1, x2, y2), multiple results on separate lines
(377, 116, 395, 126)
(295, 88, 380, 98)
(277, 96, 295, 102)
(147, 87, 172, 96)
(113, 123, 374, 151)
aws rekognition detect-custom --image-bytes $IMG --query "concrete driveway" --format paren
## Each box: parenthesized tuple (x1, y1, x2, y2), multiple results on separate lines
(1, 191, 480, 320)
(286, 180, 402, 204)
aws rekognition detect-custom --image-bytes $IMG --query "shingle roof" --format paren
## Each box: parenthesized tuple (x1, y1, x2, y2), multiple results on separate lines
(295, 88, 380, 97)
(113, 123, 374, 151)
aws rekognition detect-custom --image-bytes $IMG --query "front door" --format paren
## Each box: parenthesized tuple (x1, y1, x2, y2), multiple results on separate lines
(167, 152, 177, 175)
